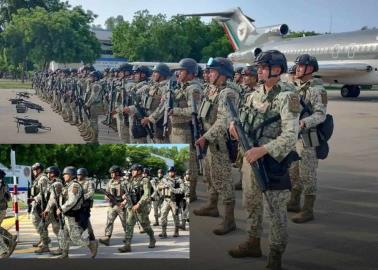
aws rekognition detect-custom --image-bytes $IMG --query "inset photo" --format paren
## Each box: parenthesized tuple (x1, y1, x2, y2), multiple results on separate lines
(0, 144, 190, 259)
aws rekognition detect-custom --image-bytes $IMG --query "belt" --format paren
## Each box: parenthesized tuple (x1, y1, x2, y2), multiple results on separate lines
(171, 122, 190, 129)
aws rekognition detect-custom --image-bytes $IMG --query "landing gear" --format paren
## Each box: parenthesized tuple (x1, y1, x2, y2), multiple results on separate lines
(341, 85, 360, 98)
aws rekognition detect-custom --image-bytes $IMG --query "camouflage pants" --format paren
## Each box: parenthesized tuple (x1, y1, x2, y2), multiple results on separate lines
(125, 206, 153, 241)
(88, 104, 103, 143)
(264, 190, 290, 253)
(31, 204, 47, 246)
(104, 205, 127, 237)
(160, 199, 179, 227)
(241, 157, 263, 238)
(203, 142, 235, 204)
(69, 101, 78, 123)
(290, 141, 318, 195)
(116, 113, 130, 143)
(61, 216, 89, 251)
(170, 127, 198, 189)
(182, 197, 190, 220)
(0, 210, 9, 254)
(152, 198, 162, 218)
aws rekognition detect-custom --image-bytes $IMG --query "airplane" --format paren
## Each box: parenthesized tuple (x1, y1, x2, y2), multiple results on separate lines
(182, 7, 378, 98)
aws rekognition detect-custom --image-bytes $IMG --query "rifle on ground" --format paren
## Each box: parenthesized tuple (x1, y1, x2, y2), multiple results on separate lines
(163, 80, 174, 138)
(225, 96, 274, 212)
(11, 99, 44, 112)
(14, 117, 51, 133)
(191, 96, 205, 173)
(16, 92, 31, 98)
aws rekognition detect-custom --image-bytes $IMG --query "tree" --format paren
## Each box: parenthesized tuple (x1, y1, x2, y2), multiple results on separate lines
(105, 15, 124, 30)
(285, 31, 320, 38)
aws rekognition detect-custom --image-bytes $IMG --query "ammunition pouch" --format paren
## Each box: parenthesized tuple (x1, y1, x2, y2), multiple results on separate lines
(132, 118, 147, 138)
(82, 199, 94, 209)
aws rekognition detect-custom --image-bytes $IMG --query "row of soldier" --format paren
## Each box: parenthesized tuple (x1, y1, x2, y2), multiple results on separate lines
(0, 163, 190, 258)
(32, 50, 328, 269)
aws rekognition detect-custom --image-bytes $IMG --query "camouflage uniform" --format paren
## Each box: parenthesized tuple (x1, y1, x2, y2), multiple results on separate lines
(121, 174, 155, 251)
(229, 81, 300, 257)
(158, 176, 184, 237)
(85, 79, 104, 143)
(31, 173, 49, 248)
(77, 178, 96, 240)
(181, 175, 190, 228)
(114, 79, 134, 143)
(0, 180, 12, 256)
(150, 175, 163, 225)
(102, 178, 128, 239)
(289, 78, 327, 222)
(194, 81, 239, 235)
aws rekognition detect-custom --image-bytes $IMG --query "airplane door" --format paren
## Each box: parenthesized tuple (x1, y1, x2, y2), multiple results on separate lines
(332, 44, 340, 58)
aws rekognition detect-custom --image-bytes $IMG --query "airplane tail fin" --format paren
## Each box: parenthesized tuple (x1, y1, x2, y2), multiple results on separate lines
(180, 7, 256, 52)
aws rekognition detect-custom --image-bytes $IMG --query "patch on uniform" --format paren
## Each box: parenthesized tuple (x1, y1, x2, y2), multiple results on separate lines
(72, 185, 78, 194)
(288, 94, 300, 113)
(321, 92, 328, 105)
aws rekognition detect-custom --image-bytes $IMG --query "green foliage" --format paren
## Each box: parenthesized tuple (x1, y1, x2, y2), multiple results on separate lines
(112, 10, 232, 62)
(284, 31, 320, 39)
(0, 144, 189, 179)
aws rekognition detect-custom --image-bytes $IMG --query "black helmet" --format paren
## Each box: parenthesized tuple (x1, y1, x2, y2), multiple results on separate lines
(254, 50, 288, 74)
(32, 163, 44, 171)
(294, 54, 319, 73)
(241, 65, 258, 77)
(46, 166, 60, 176)
(118, 63, 133, 73)
(234, 66, 244, 74)
(84, 65, 95, 72)
(152, 63, 171, 78)
(70, 68, 78, 74)
(207, 57, 234, 79)
(177, 58, 198, 75)
(0, 169, 5, 179)
(62, 68, 70, 75)
(62, 166, 77, 177)
(130, 163, 143, 171)
(132, 65, 152, 77)
(109, 165, 123, 175)
(103, 67, 110, 73)
(77, 168, 88, 176)
(168, 166, 176, 172)
(89, 71, 102, 81)
(143, 168, 151, 175)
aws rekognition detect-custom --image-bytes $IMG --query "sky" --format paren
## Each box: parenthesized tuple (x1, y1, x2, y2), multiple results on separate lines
(67, 0, 378, 33)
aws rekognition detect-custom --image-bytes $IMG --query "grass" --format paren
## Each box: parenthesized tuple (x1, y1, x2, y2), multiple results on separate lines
(0, 79, 32, 89)
(8, 200, 27, 210)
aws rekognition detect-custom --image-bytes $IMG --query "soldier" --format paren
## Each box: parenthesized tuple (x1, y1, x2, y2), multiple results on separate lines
(180, 169, 191, 231)
(84, 71, 104, 143)
(47, 167, 98, 258)
(150, 169, 164, 226)
(233, 66, 244, 85)
(157, 166, 184, 238)
(193, 57, 239, 236)
(227, 50, 300, 270)
(0, 169, 17, 258)
(99, 166, 128, 246)
(235, 65, 259, 190)
(118, 164, 156, 253)
(288, 54, 327, 223)
(77, 168, 96, 241)
(30, 163, 50, 250)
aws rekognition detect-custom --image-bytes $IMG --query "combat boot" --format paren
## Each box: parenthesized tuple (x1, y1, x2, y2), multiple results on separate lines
(159, 226, 167, 238)
(153, 216, 159, 226)
(50, 248, 63, 256)
(173, 227, 179, 237)
(34, 246, 50, 254)
(265, 248, 282, 270)
(213, 201, 236, 235)
(118, 239, 131, 253)
(193, 193, 219, 217)
(189, 180, 197, 202)
(291, 195, 315, 223)
(234, 180, 242, 190)
(88, 240, 98, 258)
(147, 231, 156, 248)
(228, 237, 262, 258)
(287, 188, 302, 213)
(56, 249, 69, 259)
(179, 219, 186, 231)
(32, 239, 42, 247)
(99, 236, 110, 246)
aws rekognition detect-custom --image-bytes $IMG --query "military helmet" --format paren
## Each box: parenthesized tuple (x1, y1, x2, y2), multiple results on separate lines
(130, 163, 143, 171)
(177, 58, 198, 75)
(254, 50, 288, 74)
(207, 57, 234, 79)
(152, 63, 171, 78)
(109, 165, 123, 175)
(32, 163, 44, 171)
(234, 66, 244, 74)
(132, 65, 152, 77)
(62, 166, 77, 177)
(168, 166, 176, 172)
(288, 64, 297, 74)
(103, 67, 110, 73)
(89, 70, 102, 81)
(0, 169, 5, 179)
(77, 168, 88, 176)
(118, 63, 133, 73)
(241, 65, 258, 77)
(70, 68, 78, 74)
(143, 168, 151, 175)
(83, 65, 95, 72)
(46, 166, 60, 176)
(294, 54, 319, 72)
